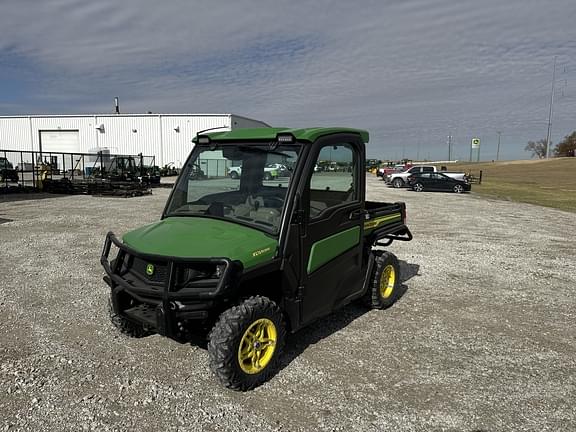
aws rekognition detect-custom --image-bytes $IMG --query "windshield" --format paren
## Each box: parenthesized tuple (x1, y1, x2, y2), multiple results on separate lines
(165, 143, 301, 233)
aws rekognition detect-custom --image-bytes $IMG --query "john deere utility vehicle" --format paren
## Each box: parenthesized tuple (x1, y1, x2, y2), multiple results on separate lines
(101, 127, 412, 390)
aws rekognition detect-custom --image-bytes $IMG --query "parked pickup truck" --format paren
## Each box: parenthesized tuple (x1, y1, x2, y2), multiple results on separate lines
(376, 163, 411, 178)
(228, 163, 287, 180)
(101, 127, 413, 391)
(385, 165, 466, 188)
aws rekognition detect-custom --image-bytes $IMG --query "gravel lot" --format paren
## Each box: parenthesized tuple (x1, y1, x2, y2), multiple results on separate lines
(0, 175, 575, 432)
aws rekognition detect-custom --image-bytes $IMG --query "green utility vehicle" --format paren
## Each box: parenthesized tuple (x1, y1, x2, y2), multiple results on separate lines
(101, 127, 412, 390)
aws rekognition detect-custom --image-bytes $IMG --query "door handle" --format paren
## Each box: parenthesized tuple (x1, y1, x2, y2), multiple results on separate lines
(348, 209, 366, 220)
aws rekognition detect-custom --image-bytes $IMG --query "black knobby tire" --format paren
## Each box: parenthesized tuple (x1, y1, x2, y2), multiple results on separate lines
(108, 298, 152, 338)
(208, 296, 286, 391)
(364, 251, 401, 310)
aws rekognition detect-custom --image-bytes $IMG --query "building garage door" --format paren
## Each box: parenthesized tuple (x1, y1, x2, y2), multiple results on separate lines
(39, 130, 81, 173)
(39, 130, 80, 154)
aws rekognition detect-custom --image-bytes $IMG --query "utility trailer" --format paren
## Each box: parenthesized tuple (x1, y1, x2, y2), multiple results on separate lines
(0, 149, 157, 196)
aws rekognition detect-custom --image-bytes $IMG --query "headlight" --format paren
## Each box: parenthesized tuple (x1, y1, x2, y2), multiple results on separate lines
(178, 264, 219, 285)
(214, 264, 226, 278)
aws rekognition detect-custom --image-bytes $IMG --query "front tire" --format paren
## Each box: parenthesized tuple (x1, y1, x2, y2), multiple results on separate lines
(229, 171, 239, 179)
(392, 178, 404, 188)
(364, 252, 401, 309)
(413, 183, 424, 192)
(453, 184, 464, 193)
(208, 296, 286, 391)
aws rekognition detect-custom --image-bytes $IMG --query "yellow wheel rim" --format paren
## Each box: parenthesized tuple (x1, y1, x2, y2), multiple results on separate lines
(237, 318, 277, 375)
(379, 264, 396, 299)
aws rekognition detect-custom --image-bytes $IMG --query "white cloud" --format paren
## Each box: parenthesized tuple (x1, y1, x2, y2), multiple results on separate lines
(1, 0, 576, 159)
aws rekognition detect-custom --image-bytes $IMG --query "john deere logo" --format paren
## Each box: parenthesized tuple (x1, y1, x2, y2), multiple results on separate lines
(146, 264, 155, 276)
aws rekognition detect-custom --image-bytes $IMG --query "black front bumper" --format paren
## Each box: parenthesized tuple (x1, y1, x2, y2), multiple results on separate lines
(101, 232, 239, 339)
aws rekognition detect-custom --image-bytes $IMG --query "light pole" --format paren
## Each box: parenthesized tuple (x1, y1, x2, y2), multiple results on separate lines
(496, 131, 501, 161)
(447, 135, 452, 161)
(546, 56, 557, 159)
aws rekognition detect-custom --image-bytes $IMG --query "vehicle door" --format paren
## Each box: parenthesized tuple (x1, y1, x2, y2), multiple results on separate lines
(425, 172, 443, 190)
(297, 134, 365, 325)
(433, 173, 451, 190)
(414, 172, 431, 189)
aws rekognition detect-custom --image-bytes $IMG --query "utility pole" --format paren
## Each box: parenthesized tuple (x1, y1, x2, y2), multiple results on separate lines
(546, 56, 557, 159)
(496, 131, 501, 161)
(447, 135, 452, 161)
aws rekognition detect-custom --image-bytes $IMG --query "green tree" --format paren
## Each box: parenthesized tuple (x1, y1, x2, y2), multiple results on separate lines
(525, 139, 548, 159)
(554, 132, 576, 157)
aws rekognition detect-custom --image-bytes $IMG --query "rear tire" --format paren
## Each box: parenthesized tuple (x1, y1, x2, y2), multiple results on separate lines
(392, 178, 404, 188)
(364, 252, 401, 309)
(229, 171, 239, 179)
(108, 298, 152, 338)
(453, 184, 464, 193)
(264, 172, 272, 181)
(208, 296, 286, 391)
(413, 183, 424, 192)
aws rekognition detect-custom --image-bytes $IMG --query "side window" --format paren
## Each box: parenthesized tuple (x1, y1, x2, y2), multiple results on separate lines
(308, 143, 357, 218)
(422, 166, 434, 173)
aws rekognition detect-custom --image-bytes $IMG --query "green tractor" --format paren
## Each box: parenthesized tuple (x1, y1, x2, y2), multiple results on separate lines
(101, 127, 412, 390)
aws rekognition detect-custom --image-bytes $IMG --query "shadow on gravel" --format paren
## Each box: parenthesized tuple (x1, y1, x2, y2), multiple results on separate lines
(184, 261, 420, 360)
(0, 192, 69, 203)
(278, 260, 420, 373)
(399, 260, 420, 283)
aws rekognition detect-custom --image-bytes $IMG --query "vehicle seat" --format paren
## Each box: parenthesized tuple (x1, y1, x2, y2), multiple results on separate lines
(249, 208, 281, 226)
(234, 195, 265, 217)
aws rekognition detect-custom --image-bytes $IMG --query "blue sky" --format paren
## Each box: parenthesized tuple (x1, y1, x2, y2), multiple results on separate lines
(1, 0, 576, 160)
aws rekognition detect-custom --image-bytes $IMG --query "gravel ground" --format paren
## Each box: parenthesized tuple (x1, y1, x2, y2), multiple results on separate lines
(0, 175, 575, 432)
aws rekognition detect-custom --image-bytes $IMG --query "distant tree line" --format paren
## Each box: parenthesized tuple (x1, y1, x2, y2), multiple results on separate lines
(526, 132, 576, 158)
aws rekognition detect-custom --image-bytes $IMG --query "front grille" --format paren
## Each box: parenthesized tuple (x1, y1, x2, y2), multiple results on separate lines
(131, 257, 168, 283)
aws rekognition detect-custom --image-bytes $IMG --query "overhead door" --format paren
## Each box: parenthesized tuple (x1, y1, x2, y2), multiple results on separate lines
(39, 130, 80, 154)
(39, 130, 80, 173)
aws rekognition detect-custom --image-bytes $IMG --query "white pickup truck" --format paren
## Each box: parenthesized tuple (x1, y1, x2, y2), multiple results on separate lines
(228, 163, 288, 180)
(385, 165, 466, 188)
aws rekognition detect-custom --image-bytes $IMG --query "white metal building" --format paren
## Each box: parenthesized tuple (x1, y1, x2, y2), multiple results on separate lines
(0, 113, 268, 167)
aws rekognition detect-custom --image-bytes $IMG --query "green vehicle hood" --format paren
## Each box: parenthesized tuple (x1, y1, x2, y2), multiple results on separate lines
(122, 217, 278, 269)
